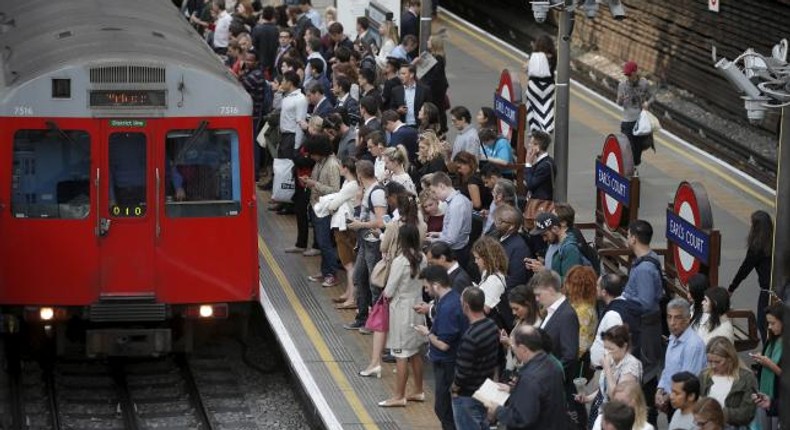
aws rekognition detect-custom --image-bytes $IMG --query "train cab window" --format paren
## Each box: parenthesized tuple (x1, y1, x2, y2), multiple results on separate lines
(11, 130, 91, 219)
(109, 133, 147, 217)
(165, 129, 241, 217)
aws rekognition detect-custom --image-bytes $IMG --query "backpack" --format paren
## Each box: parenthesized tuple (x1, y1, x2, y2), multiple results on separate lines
(569, 228, 601, 276)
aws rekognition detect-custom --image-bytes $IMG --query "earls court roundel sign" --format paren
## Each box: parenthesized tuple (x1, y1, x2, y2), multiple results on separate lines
(666, 181, 714, 284)
(596, 134, 635, 230)
(494, 69, 522, 141)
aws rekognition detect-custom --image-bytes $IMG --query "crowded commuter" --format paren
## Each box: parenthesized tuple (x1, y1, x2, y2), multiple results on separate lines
(366, 130, 388, 182)
(420, 190, 444, 234)
(383, 110, 419, 164)
(591, 273, 641, 369)
(693, 397, 725, 430)
(525, 212, 582, 281)
(655, 298, 708, 422)
(451, 287, 500, 429)
(449, 106, 480, 161)
(415, 131, 447, 188)
(375, 20, 399, 69)
(420, 35, 450, 131)
(400, 0, 420, 40)
(688, 273, 710, 330)
(478, 128, 514, 169)
(668, 371, 701, 430)
(428, 172, 474, 273)
(324, 112, 355, 160)
(389, 63, 429, 128)
(418, 102, 446, 140)
(601, 401, 636, 430)
(698, 336, 758, 428)
(752, 303, 783, 430)
(378, 224, 427, 407)
(274, 28, 295, 77)
(345, 160, 387, 331)
(454, 151, 491, 243)
(597, 380, 653, 430)
(382, 145, 417, 196)
(693, 286, 734, 345)
(425, 242, 473, 295)
(729, 210, 773, 344)
(482, 178, 516, 236)
(577, 325, 642, 428)
(413, 265, 467, 430)
(360, 95, 382, 132)
(484, 324, 569, 430)
(302, 135, 341, 286)
(523, 130, 555, 229)
(493, 205, 533, 289)
(381, 57, 402, 111)
(524, 35, 557, 134)
(500, 283, 541, 381)
(563, 266, 598, 368)
(476, 107, 498, 130)
(471, 237, 508, 325)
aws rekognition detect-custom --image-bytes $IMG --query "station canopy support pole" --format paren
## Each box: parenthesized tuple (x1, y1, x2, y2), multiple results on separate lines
(419, 0, 432, 54)
(553, 0, 573, 203)
(776, 107, 790, 429)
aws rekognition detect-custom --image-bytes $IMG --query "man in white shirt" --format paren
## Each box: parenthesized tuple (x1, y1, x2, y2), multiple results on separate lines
(668, 372, 700, 430)
(212, 0, 233, 54)
(591, 273, 626, 368)
(278, 71, 308, 159)
(449, 106, 480, 160)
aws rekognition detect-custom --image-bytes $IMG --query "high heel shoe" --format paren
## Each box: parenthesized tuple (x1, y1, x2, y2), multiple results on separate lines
(377, 398, 407, 407)
(406, 392, 425, 402)
(358, 365, 381, 378)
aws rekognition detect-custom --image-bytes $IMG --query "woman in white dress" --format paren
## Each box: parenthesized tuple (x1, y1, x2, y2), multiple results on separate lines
(471, 236, 508, 326)
(378, 223, 427, 407)
(375, 20, 399, 70)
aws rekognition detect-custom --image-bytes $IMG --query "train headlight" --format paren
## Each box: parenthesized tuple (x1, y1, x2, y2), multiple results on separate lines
(40, 307, 55, 321)
(199, 305, 214, 318)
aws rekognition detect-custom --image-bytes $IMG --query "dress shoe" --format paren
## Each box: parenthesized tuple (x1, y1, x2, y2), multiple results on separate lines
(284, 247, 306, 253)
(332, 296, 348, 303)
(358, 365, 381, 378)
(335, 302, 357, 310)
(358, 327, 372, 335)
(406, 392, 425, 402)
(377, 398, 407, 407)
(302, 249, 321, 257)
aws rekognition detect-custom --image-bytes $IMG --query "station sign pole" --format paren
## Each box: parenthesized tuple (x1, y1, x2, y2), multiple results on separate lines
(493, 69, 528, 195)
(776, 107, 790, 429)
(419, 0, 431, 53)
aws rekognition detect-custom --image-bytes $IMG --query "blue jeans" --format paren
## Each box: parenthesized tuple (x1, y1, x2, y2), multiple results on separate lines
(353, 235, 382, 324)
(310, 208, 337, 277)
(452, 396, 488, 430)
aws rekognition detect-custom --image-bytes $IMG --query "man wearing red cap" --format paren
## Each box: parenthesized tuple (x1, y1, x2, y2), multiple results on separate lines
(616, 61, 655, 167)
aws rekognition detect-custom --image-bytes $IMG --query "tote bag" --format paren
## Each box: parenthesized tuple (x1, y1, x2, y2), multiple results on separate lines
(271, 158, 296, 202)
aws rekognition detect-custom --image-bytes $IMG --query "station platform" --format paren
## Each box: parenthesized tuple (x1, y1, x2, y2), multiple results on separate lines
(255, 10, 776, 430)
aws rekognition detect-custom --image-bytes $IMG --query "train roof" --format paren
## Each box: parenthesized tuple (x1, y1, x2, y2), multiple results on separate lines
(0, 0, 237, 93)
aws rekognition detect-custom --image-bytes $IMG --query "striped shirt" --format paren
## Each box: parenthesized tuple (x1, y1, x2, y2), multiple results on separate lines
(453, 318, 499, 397)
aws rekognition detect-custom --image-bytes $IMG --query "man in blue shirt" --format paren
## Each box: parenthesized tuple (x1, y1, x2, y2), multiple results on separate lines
(428, 172, 473, 274)
(414, 265, 468, 430)
(655, 298, 707, 421)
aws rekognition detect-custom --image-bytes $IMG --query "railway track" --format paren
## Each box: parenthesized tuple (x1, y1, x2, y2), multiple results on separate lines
(1, 347, 258, 430)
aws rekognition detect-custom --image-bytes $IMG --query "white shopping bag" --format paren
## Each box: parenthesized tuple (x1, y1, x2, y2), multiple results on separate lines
(633, 109, 654, 136)
(271, 158, 295, 202)
(256, 122, 270, 148)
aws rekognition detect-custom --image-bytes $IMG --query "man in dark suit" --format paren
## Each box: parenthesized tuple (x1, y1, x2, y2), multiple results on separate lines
(388, 64, 430, 127)
(333, 75, 359, 126)
(273, 28, 295, 78)
(524, 130, 555, 201)
(306, 82, 333, 119)
(532, 269, 585, 429)
(426, 241, 473, 295)
(400, 0, 420, 41)
(382, 110, 419, 166)
(359, 95, 382, 133)
(251, 6, 280, 79)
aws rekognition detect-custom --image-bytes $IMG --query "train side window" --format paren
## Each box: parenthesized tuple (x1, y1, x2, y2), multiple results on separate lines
(11, 129, 91, 219)
(164, 129, 241, 218)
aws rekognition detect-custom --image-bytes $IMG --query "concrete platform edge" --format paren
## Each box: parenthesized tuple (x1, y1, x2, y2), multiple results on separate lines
(259, 281, 343, 430)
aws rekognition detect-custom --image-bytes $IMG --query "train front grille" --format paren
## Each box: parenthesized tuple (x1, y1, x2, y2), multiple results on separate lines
(89, 302, 167, 322)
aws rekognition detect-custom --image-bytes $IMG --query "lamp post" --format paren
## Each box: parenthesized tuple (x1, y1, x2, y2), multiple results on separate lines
(419, 0, 432, 54)
(553, 0, 573, 203)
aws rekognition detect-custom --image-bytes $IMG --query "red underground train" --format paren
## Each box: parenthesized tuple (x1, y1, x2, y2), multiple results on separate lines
(0, 0, 259, 356)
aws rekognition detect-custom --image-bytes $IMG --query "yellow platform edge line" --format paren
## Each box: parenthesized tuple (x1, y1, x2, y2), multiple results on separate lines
(258, 235, 380, 429)
(439, 11, 775, 209)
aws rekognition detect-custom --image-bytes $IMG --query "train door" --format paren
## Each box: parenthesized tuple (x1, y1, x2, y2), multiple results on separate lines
(98, 121, 156, 297)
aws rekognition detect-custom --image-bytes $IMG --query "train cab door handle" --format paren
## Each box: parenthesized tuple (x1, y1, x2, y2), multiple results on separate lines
(247, 200, 255, 208)
(155, 168, 161, 238)
(98, 218, 111, 237)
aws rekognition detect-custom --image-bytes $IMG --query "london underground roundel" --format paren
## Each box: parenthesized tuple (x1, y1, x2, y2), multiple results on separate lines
(495, 69, 522, 141)
(599, 134, 634, 229)
(670, 182, 713, 284)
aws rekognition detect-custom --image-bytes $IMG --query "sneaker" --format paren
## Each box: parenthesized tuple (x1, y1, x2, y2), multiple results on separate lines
(358, 327, 372, 335)
(321, 275, 339, 287)
(343, 321, 365, 330)
(284, 247, 306, 253)
(307, 274, 324, 282)
(302, 249, 321, 257)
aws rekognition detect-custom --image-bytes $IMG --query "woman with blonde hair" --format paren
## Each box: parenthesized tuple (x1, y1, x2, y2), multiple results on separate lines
(564, 266, 599, 360)
(383, 145, 416, 196)
(419, 189, 443, 234)
(375, 20, 399, 69)
(320, 7, 337, 36)
(471, 237, 508, 326)
(591, 380, 653, 430)
(421, 36, 449, 132)
(699, 336, 758, 427)
(415, 130, 447, 190)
